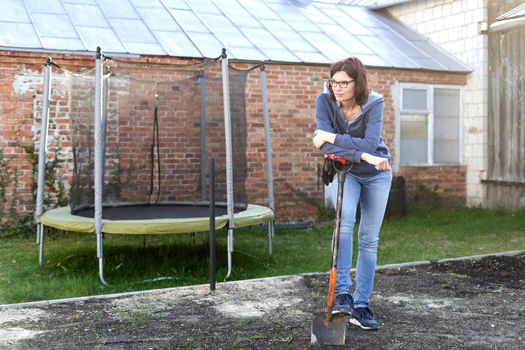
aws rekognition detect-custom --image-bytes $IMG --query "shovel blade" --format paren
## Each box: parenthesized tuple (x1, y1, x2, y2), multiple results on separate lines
(311, 312, 346, 346)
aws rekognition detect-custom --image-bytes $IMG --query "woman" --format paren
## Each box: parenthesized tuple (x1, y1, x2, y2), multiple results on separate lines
(312, 56, 391, 330)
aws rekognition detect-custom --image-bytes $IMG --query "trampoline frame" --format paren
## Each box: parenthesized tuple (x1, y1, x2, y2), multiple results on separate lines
(35, 48, 276, 285)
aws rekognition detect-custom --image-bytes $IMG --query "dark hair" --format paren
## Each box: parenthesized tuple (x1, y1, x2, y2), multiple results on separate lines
(327, 56, 369, 105)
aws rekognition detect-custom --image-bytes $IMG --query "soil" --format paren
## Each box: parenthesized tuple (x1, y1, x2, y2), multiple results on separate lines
(1, 252, 524, 349)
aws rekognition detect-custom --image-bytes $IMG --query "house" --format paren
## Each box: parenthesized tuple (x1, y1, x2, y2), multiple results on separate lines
(1, 0, 488, 226)
(385, 0, 525, 209)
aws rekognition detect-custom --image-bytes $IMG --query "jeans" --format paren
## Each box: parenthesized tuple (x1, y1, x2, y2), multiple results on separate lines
(329, 170, 392, 308)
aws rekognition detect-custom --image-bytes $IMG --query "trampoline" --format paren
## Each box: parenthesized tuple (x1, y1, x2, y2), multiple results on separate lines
(40, 203, 273, 235)
(35, 48, 275, 285)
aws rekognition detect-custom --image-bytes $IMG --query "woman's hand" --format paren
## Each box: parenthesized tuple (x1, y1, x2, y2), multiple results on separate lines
(312, 129, 336, 149)
(361, 153, 391, 171)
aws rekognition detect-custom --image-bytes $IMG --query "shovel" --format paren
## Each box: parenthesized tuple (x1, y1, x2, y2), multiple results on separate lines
(311, 156, 351, 346)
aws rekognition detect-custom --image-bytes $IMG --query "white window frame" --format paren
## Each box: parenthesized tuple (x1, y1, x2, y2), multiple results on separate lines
(394, 82, 464, 171)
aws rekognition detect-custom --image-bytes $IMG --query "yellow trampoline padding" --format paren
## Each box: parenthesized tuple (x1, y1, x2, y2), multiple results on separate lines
(39, 204, 274, 235)
(231, 204, 275, 228)
(39, 207, 95, 233)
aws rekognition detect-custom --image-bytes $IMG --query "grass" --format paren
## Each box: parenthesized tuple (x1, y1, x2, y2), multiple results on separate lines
(1, 206, 524, 304)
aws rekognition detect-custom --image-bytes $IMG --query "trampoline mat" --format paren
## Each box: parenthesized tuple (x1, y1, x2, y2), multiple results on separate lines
(74, 204, 234, 220)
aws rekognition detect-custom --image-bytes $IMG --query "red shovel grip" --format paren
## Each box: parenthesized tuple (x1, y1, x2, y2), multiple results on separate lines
(326, 154, 350, 166)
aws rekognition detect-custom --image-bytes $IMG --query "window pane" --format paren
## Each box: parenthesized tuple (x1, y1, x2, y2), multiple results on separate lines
(434, 88, 460, 117)
(400, 114, 428, 164)
(434, 88, 460, 163)
(402, 88, 427, 110)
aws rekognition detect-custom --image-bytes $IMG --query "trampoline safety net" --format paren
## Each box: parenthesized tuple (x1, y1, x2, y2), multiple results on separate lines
(66, 59, 249, 217)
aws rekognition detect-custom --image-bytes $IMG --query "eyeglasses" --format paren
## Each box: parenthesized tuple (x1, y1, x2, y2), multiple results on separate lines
(328, 79, 354, 89)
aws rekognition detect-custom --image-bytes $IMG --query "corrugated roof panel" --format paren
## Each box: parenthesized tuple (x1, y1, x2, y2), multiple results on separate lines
(409, 56, 446, 71)
(124, 42, 165, 55)
(260, 47, 299, 62)
(259, 18, 290, 33)
(227, 46, 266, 61)
(240, 0, 281, 20)
(301, 32, 349, 61)
(64, 0, 97, 4)
(274, 34, 318, 52)
(339, 5, 386, 28)
(316, 23, 374, 55)
(63, 4, 109, 27)
(266, 2, 312, 23)
(211, 0, 262, 28)
(259, 19, 316, 52)
(97, 0, 138, 19)
(374, 27, 426, 58)
(289, 19, 322, 32)
(2, 0, 30, 22)
(76, 26, 126, 52)
(409, 39, 470, 72)
(239, 27, 286, 50)
(364, 34, 415, 68)
(40, 37, 85, 50)
(318, 7, 375, 35)
(186, 32, 223, 58)
(207, 22, 253, 49)
(293, 51, 331, 64)
(129, 0, 163, 8)
(299, 5, 334, 24)
(198, 13, 233, 32)
(338, 0, 413, 9)
(32, 13, 78, 38)
(187, 0, 222, 15)
(153, 30, 201, 57)
(170, 9, 208, 33)
(355, 53, 388, 67)
(25, 0, 66, 14)
(220, 14, 262, 29)
(161, 0, 191, 10)
(136, 8, 182, 32)
(109, 18, 157, 43)
(0, 22, 41, 47)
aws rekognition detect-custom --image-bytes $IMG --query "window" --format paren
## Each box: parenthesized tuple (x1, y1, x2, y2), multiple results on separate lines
(397, 83, 463, 166)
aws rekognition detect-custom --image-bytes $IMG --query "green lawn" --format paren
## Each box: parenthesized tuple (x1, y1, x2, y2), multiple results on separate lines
(1, 207, 524, 304)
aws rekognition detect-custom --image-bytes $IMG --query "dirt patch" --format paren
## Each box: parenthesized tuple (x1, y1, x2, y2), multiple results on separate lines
(1, 253, 524, 349)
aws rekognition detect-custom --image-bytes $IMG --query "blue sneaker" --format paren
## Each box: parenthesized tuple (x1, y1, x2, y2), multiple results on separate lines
(350, 307, 380, 330)
(332, 293, 354, 315)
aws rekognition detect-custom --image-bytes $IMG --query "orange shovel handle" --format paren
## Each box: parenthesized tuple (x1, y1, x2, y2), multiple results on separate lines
(326, 268, 337, 312)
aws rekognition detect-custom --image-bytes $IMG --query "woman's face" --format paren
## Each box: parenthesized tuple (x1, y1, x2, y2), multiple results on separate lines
(330, 71, 355, 103)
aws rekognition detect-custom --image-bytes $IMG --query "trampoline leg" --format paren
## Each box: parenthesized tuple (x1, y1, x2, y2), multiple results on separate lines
(98, 257, 109, 286)
(38, 224, 45, 266)
(97, 233, 109, 286)
(225, 228, 234, 281)
(268, 221, 273, 257)
(36, 224, 40, 244)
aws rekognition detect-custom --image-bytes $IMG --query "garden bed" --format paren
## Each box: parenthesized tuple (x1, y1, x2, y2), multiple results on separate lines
(1, 252, 524, 349)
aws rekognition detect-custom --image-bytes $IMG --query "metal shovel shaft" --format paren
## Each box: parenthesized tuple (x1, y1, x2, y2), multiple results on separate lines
(311, 170, 348, 346)
(326, 170, 346, 313)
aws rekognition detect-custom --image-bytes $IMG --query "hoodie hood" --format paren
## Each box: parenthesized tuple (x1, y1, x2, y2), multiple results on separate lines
(361, 91, 384, 113)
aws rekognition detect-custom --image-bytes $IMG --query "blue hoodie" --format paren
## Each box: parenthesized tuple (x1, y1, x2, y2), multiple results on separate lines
(315, 91, 391, 176)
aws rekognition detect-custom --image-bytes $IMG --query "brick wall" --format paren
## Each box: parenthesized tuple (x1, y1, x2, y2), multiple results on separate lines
(0, 50, 467, 225)
(388, 0, 488, 207)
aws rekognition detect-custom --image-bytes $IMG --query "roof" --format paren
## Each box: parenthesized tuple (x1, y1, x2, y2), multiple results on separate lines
(490, 3, 525, 32)
(0, 0, 470, 72)
(319, 0, 414, 9)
